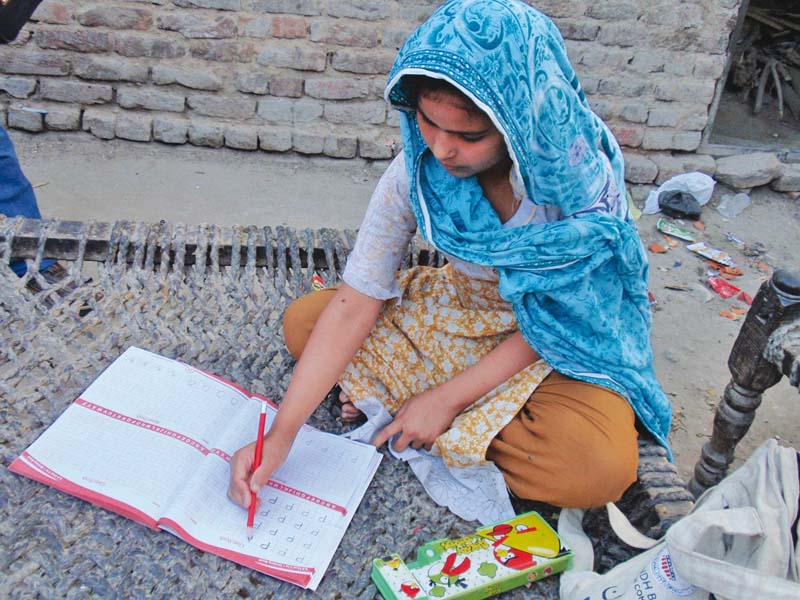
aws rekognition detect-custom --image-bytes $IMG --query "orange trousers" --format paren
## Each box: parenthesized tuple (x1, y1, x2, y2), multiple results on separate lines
(283, 289, 639, 508)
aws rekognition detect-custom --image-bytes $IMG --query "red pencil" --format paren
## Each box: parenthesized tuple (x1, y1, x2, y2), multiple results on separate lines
(246, 401, 268, 541)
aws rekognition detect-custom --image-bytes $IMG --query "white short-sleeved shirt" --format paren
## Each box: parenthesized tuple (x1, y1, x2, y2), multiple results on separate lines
(342, 153, 621, 300)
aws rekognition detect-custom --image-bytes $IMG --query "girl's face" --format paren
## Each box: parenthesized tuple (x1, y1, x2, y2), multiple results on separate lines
(416, 91, 509, 179)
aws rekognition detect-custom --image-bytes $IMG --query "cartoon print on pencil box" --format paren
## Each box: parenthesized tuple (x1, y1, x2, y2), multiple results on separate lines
(476, 561, 498, 578)
(427, 552, 471, 595)
(385, 556, 404, 570)
(400, 580, 422, 598)
(476, 513, 561, 560)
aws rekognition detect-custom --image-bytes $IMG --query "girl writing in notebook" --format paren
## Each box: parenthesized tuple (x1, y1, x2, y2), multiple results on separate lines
(228, 0, 671, 513)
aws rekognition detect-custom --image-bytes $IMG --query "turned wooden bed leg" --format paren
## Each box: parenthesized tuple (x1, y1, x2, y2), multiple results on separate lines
(689, 269, 800, 498)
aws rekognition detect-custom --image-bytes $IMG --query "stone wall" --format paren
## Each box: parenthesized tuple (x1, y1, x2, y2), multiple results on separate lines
(0, 0, 744, 176)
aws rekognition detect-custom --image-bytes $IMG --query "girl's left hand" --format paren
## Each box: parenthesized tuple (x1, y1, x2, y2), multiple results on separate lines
(372, 387, 459, 452)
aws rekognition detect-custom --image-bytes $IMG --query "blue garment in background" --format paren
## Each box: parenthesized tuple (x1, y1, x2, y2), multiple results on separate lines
(386, 0, 672, 455)
(1, 125, 53, 275)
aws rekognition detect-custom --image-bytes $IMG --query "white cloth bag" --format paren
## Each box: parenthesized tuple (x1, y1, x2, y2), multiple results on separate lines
(558, 438, 800, 600)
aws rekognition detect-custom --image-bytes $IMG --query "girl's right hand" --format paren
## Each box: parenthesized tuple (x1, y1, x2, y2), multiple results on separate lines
(226, 431, 293, 509)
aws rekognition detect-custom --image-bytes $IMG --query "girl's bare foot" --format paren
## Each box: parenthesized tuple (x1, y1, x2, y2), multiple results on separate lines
(339, 389, 364, 422)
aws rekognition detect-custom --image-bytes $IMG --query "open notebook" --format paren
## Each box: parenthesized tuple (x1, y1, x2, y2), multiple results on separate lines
(10, 346, 382, 590)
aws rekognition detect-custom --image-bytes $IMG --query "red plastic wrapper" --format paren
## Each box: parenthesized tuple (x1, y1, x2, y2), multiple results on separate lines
(707, 276, 741, 299)
(737, 291, 754, 305)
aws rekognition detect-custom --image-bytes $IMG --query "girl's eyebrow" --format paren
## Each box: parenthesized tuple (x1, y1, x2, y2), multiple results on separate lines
(417, 106, 490, 136)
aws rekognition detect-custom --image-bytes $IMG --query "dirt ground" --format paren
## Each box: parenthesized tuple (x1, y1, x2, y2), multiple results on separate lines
(10, 129, 800, 487)
(711, 89, 800, 152)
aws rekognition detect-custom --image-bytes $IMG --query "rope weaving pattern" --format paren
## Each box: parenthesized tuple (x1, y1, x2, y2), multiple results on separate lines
(0, 217, 691, 599)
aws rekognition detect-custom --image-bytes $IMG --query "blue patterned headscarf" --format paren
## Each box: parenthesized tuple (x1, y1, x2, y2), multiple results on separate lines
(386, 0, 672, 453)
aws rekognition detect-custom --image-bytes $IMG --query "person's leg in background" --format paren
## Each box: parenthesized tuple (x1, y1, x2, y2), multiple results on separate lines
(0, 125, 56, 277)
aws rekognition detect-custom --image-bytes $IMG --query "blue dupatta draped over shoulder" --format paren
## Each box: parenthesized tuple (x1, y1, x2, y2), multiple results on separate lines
(385, 0, 672, 454)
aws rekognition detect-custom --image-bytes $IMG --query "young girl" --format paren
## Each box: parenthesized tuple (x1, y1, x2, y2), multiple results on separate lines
(228, 0, 671, 518)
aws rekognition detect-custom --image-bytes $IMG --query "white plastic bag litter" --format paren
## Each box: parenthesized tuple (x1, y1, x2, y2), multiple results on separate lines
(558, 439, 800, 600)
(644, 173, 716, 215)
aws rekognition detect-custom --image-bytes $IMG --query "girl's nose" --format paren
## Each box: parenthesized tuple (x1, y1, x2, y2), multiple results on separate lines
(431, 134, 456, 162)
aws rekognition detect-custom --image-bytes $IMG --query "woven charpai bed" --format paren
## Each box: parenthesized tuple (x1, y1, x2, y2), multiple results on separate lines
(0, 216, 693, 599)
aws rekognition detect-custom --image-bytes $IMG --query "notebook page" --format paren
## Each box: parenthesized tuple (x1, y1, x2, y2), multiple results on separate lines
(82, 347, 252, 450)
(160, 396, 382, 589)
(11, 347, 252, 524)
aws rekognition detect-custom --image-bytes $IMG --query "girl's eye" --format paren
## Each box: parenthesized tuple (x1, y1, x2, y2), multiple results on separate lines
(460, 134, 484, 143)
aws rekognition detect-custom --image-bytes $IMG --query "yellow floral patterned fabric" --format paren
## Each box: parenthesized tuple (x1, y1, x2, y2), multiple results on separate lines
(339, 264, 552, 469)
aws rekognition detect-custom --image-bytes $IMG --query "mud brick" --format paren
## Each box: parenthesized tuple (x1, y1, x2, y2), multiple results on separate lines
(39, 79, 112, 104)
(250, 0, 322, 16)
(188, 121, 224, 147)
(118, 87, 185, 112)
(74, 56, 149, 82)
(642, 129, 701, 152)
(327, 0, 391, 21)
(305, 78, 369, 100)
(323, 135, 357, 158)
(647, 104, 708, 130)
(292, 131, 324, 154)
(190, 40, 255, 63)
(113, 34, 186, 58)
(623, 152, 658, 184)
(240, 16, 272, 38)
(187, 94, 256, 119)
(693, 54, 726, 79)
(771, 164, 800, 193)
(31, 1, 72, 24)
(82, 108, 116, 139)
(586, 3, 642, 21)
(619, 103, 648, 124)
(157, 15, 237, 39)
(382, 26, 414, 50)
(115, 113, 153, 141)
(596, 21, 649, 48)
(330, 49, 395, 74)
(7, 106, 45, 131)
(609, 122, 645, 148)
(36, 28, 110, 53)
(44, 105, 81, 130)
(224, 125, 259, 150)
(292, 98, 322, 122)
(553, 18, 599, 41)
(268, 74, 303, 97)
(234, 70, 269, 95)
(324, 100, 385, 125)
(173, 0, 241, 9)
(78, 6, 153, 31)
(386, 108, 401, 128)
(358, 133, 397, 159)
(256, 43, 326, 71)
(272, 15, 308, 39)
(309, 22, 377, 47)
(651, 153, 716, 184)
(153, 116, 189, 144)
(153, 65, 222, 91)
(398, 4, 435, 25)
(654, 80, 716, 104)
(0, 50, 69, 76)
(258, 127, 292, 151)
(0, 76, 37, 99)
(257, 97, 293, 122)
(598, 76, 651, 97)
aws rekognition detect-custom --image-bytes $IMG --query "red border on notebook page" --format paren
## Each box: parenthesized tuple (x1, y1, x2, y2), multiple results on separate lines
(265, 480, 347, 516)
(9, 452, 160, 530)
(160, 518, 314, 588)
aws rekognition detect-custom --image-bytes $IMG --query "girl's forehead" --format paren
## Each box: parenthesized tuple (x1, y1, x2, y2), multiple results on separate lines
(418, 92, 491, 125)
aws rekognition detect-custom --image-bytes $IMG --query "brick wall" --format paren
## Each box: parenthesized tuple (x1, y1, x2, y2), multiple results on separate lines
(0, 0, 743, 170)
